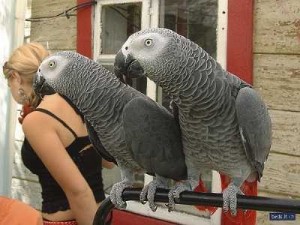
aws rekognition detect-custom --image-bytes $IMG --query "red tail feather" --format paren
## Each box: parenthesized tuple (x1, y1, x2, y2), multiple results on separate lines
(193, 179, 218, 214)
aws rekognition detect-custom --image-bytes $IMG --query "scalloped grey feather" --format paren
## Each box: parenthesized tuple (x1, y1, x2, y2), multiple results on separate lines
(114, 27, 272, 214)
(33, 51, 187, 209)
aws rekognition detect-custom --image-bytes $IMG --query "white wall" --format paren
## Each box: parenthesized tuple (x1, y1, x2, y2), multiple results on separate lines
(0, 0, 26, 196)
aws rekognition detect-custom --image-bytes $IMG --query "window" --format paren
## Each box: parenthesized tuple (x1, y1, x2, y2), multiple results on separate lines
(93, 0, 227, 224)
(156, 0, 220, 219)
(94, 0, 149, 94)
(101, 4, 141, 55)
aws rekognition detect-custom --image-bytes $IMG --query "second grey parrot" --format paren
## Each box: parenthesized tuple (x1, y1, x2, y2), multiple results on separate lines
(33, 51, 187, 211)
(114, 28, 272, 215)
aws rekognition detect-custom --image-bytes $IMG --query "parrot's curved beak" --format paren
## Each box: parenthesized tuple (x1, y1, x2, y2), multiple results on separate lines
(114, 50, 145, 83)
(33, 71, 56, 98)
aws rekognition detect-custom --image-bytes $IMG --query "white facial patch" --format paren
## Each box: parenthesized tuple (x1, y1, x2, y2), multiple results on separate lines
(121, 32, 169, 61)
(38, 55, 69, 82)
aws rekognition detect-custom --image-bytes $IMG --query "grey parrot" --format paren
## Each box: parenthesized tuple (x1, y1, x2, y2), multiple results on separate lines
(114, 28, 272, 215)
(33, 51, 187, 211)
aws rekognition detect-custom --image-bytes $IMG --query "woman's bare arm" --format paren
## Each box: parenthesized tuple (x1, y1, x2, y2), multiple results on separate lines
(23, 112, 98, 225)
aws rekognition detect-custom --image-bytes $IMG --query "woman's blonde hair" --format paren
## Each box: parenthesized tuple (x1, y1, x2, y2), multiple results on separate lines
(3, 42, 49, 108)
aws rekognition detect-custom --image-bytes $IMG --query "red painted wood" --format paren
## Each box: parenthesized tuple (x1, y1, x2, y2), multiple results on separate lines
(227, 0, 254, 85)
(76, 0, 93, 58)
(111, 209, 177, 225)
(223, 2, 255, 224)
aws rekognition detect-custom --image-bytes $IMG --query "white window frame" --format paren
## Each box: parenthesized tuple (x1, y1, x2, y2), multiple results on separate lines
(93, 0, 158, 100)
(93, 0, 152, 60)
(93, 0, 228, 224)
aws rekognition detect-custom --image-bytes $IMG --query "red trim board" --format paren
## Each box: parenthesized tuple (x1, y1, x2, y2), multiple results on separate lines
(76, 0, 93, 58)
(227, 0, 254, 85)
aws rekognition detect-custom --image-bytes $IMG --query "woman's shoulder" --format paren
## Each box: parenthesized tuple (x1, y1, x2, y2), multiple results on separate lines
(22, 95, 65, 132)
(25, 94, 86, 135)
(22, 108, 54, 132)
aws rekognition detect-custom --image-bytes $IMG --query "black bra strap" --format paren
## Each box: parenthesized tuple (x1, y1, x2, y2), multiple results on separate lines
(35, 108, 78, 138)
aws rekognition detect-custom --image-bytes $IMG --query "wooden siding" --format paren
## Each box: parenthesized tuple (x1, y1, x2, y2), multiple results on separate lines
(254, 0, 300, 54)
(30, 17, 77, 51)
(254, 0, 300, 224)
(31, 1, 76, 17)
(268, 110, 300, 156)
(30, 0, 77, 51)
(259, 152, 300, 197)
(254, 54, 300, 112)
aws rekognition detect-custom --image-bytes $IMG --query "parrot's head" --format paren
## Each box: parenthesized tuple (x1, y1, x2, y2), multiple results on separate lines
(114, 28, 186, 85)
(33, 51, 93, 99)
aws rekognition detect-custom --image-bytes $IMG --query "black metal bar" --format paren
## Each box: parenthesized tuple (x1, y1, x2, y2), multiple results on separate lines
(93, 197, 115, 225)
(93, 188, 300, 225)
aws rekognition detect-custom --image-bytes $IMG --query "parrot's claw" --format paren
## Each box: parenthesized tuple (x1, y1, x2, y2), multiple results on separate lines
(140, 179, 168, 212)
(149, 203, 158, 212)
(140, 185, 149, 205)
(222, 183, 244, 216)
(167, 181, 192, 212)
(110, 181, 133, 209)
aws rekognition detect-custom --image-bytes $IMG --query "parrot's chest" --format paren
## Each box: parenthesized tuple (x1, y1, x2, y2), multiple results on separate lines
(183, 137, 248, 174)
(179, 116, 247, 172)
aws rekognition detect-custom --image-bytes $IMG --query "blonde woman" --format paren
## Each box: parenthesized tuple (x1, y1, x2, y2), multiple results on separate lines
(3, 43, 114, 225)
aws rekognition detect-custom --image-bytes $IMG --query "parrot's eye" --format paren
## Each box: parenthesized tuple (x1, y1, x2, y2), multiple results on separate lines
(48, 60, 56, 69)
(144, 39, 153, 47)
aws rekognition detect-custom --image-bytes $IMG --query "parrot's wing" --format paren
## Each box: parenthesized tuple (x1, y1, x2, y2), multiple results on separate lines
(170, 100, 180, 124)
(235, 87, 272, 180)
(85, 119, 117, 164)
(123, 97, 187, 180)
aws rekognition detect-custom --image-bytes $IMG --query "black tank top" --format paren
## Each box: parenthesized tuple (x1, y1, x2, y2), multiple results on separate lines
(21, 108, 105, 213)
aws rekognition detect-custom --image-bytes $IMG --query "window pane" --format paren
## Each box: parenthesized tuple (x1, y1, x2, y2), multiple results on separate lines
(160, 0, 217, 57)
(159, 0, 218, 195)
(101, 3, 142, 54)
(99, 3, 147, 95)
(159, 0, 218, 118)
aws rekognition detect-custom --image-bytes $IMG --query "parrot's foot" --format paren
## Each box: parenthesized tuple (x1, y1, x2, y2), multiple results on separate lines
(222, 183, 244, 216)
(140, 179, 168, 212)
(167, 181, 193, 212)
(110, 181, 133, 209)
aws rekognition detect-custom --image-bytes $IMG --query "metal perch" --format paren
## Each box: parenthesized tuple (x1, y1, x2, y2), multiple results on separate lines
(93, 188, 300, 225)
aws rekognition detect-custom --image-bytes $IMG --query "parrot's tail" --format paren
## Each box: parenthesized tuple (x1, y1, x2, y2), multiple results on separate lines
(220, 174, 257, 225)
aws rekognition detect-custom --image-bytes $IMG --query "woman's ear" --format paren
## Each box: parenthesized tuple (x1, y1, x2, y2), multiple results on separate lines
(11, 71, 22, 84)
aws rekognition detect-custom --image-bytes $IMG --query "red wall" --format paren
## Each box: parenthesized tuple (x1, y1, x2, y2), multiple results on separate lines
(227, 0, 254, 84)
(77, 0, 93, 58)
